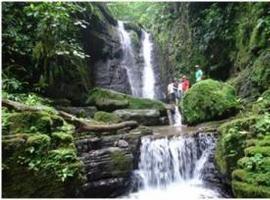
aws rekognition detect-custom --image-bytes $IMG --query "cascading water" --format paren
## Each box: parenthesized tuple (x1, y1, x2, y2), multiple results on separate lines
(128, 133, 222, 199)
(142, 31, 155, 99)
(118, 21, 141, 97)
(173, 105, 182, 127)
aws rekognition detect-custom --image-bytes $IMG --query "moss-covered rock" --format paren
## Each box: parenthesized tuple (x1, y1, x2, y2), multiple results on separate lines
(232, 181, 270, 198)
(2, 105, 85, 197)
(215, 113, 270, 197)
(5, 111, 64, 135)
(86, 87, 166, 114)
(113, 109, 161, 126)
(110, 148, 133, 174)
(181, 79, 240, 125)
(250, 52, 270, 94)
(94, 111, 122, 124)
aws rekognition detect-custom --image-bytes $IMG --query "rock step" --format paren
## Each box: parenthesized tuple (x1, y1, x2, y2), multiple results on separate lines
(75, 126, 152, 154)
(75, 137, 101, 154)
(113, 109, 168, 126)
(82, 177, 130, 198)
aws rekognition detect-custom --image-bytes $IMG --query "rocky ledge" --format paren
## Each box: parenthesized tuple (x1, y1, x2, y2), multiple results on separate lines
(75, 126, 152, 197)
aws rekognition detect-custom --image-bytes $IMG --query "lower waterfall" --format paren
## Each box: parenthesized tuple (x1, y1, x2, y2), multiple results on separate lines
(127, 133, 223, 199)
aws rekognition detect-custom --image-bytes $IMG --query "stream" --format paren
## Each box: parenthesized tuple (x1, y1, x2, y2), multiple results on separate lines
(126, 126, 225, 199)
(118, 21, 226, 199)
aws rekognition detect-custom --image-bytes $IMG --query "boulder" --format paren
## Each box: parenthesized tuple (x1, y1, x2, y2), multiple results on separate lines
(114, 139, 129, 148)
(86, 87, 167, 114)
(181, 79, 240, 125)
(113, 109, 161, 126)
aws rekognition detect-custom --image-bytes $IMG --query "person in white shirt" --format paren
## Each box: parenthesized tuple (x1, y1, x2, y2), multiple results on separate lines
(167, 79, 179, 104)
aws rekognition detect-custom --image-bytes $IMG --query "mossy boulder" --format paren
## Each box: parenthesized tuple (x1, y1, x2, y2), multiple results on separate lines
(181, 79, 240, 125)
(86, 87, 166, 114)
(94, 111, 122, 124)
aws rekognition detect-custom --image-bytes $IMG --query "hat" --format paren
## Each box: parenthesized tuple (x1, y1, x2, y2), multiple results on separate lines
(195, 65, 200, 68)
(182, 75, 187, 79)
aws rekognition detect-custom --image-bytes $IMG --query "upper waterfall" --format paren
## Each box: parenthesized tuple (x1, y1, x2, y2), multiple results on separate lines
(117, 21, 141, 97)
(142, 31, 156, 99)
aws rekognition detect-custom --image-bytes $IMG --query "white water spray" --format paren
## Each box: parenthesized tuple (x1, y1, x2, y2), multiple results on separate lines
(128, 134, 221, 199)
(118, 21, 140, 97)
(142, 31, 155, 99)
(173, 105, 182, 127)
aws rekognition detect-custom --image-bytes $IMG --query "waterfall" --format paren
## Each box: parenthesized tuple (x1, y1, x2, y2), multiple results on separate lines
(118, 21, 141, 97)
(128, 133, 221, 199)
(167, 105, 182, 127)
(118, 22, 161, 99)
(173, 106, 182, 127)
(142, 31, 155, 99)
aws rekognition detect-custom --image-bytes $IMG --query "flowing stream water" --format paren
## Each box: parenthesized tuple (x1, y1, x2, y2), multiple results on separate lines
(119, 21, 223, 199)
(128, 133, 222, 199)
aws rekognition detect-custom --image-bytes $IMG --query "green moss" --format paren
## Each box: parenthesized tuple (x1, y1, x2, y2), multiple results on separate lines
(49, 148, 78, 162)
(2, 105, 85, 197)
(86, 87, 166, 113)
(110, 149, 133, 173)
(252, 89, 270, 114)
(250, 52, 270, 93)
(232, 169, 270, 186)
(218, 115, 258, 134)
(215, 115, 260, 176)
(2, 167, 66, 198)
(6, 111, 64, 134)
(238, 156, 270, 172)
(94, 111, 121, 124)
(51, 132, 73, 145)
(27, 134, 51, 149)
(245, 146, 270, 157)
(232, 180, 270, 198)
(181, 79, 239, 125)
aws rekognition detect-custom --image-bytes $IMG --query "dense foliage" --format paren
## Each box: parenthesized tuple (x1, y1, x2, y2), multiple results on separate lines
(2, 2, 93, 98)
(2, 97, 85, 197)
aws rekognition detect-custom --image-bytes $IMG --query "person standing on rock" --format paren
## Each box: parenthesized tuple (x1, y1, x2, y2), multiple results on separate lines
(181, 75, 190, 93)
(195, 65, 203, 82)
(167, 79, 179, 105)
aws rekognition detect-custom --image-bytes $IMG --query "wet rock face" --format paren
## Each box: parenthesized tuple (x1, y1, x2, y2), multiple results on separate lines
(76, 126, 152, 198)
(82, 5, 131, 94)
(83, 9, 145, 95)
(196, 132, 232, 197)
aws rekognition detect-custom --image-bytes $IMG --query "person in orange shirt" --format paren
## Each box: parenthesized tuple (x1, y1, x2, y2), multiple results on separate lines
(181, 75, 190, 92)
